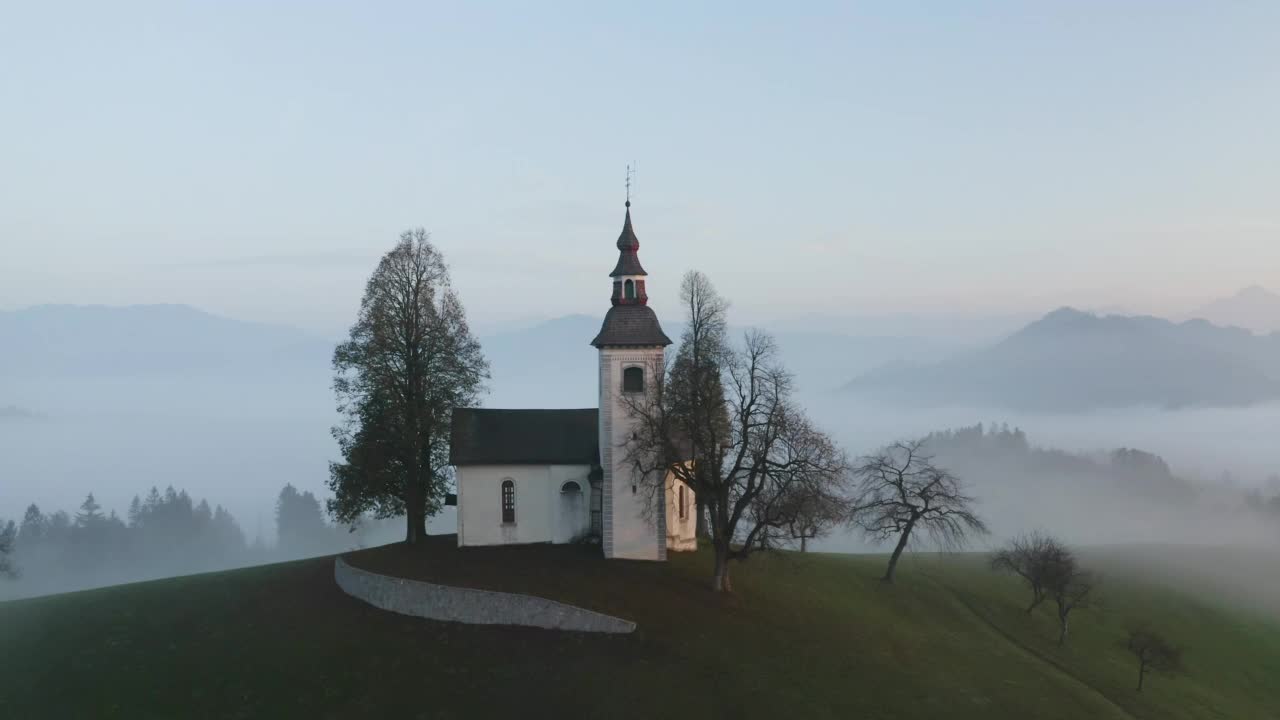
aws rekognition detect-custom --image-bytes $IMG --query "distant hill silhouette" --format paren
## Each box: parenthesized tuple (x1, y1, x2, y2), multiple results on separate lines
(844, 307, 1280, 411)
(1190, 286, 1280, 333)
(0, 304, 333, 379)
(480, 314, 957, 407)
(0, 305, 943, 409)
(0, 405, 40, 420)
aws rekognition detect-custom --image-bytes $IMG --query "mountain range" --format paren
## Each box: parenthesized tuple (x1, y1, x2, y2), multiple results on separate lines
(6, 297, 1280, 415)
(0, 304, 332, 379)
(1189, 285, 1280, 333)
(0, 305, 945, 411)
(845, 307, 1280, 411)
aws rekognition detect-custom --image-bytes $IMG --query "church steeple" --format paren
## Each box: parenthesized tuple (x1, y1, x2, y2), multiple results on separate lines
(610, 201, 648, 305)
(590, 199, 671, 348)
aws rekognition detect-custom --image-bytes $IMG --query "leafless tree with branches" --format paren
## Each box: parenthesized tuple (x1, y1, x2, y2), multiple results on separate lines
(1045, 549, 1098, 646)
(621, 278, 848, 592)
(850, 440, 988, 583)
(1126, 628, 1184, 692)
(991, 531, 1066, 613)
(753, 461, 851, 552)
(666, 271, 731, 540)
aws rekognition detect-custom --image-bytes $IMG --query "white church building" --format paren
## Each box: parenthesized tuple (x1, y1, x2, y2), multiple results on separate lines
(449, 201, 697, 560)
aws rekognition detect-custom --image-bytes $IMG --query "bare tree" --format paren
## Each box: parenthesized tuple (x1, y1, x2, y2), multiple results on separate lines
(850, 440, 988, 583)
(1045, 550, 1097, 646)
(990, 531, 1065, 613)
(623, 324, 847, 593)
(328, 230, 489, 545)
(756, 463, 850, 552)
(1126, 628, 1183, 691)
(667, 270, 731, 540)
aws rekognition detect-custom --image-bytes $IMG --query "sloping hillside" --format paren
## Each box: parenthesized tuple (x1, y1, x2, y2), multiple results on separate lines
(845, 308, 1280, 411)
(1, 541, 1276, 719)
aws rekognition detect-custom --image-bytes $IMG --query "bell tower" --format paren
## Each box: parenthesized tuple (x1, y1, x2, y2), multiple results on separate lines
(590, 199, 672, 560)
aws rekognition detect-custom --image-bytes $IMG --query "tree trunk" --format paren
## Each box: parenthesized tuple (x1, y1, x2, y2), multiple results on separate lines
(711, 540, 732, 593)
(882, 520, 915, 583)
(1025, 592, 1044, 614)
(1057, 612, 1069, 646)
(404, 472, 424, 545)
(800, 535, 808, 553)
(695, 497, 709, 540)
(404, 496, 421, 545)
(1136, 662, 1146, 692)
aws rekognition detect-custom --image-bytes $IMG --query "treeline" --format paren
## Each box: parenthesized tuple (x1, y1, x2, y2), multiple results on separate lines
(922, 423, 1193, 499)
(3, 488, 251, 598)
(0, 483, 398, 599)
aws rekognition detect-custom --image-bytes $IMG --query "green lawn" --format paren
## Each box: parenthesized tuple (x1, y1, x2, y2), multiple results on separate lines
(1, 539, 1277, 719)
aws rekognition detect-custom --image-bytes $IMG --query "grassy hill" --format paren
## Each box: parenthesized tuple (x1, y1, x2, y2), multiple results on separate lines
(1, 539, 1277, 719)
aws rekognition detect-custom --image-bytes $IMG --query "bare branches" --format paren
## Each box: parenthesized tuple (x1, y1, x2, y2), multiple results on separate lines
(989, 533, 1100, 646)
(621, 271, 849, 592)
(1127, 628, 1184, 691)
(991, 531, 1065, 613)
(1045, 549, 1097, 646)
(850, 440, 988, 582)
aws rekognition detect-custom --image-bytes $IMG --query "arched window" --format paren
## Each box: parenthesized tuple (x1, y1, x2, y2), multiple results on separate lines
(561, 481, 582, 494)
(624, 279, 636, 300)
(501, 479, 515, 524)
(678, 485, 686, 519)
(622, 366, 644, 393)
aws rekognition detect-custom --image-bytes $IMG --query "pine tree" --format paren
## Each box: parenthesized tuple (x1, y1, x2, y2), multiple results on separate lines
(127, 495, 144, 528)
(18, 504, 46, 546)
(75, 493, 104, 528)
(0, 520, 16, 579)
(276, 484, 330, 555)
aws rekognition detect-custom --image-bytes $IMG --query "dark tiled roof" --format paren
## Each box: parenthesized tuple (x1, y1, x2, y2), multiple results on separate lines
(610, 251, 647, 277)
(450, 408, 599, 466)
(609, 206, 647, 277)
(590, 304, 673, 347)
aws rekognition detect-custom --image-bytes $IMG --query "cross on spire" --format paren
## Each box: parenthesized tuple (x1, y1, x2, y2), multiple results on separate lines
(625, 163, 634, 206)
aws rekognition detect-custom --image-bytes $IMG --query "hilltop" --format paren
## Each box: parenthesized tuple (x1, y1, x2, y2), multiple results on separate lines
(2, 539, 1278, 719)
(845, 307, 1280, 411)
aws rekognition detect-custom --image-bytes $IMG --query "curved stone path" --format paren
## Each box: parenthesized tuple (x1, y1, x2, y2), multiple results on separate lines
(334, 557, 637, 634)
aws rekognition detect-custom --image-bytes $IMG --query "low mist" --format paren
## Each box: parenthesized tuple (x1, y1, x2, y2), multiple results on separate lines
(3, 310, 1280, 611)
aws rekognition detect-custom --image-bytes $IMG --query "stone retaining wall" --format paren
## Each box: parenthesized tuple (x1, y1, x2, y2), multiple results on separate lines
(334, 557, 637, 634)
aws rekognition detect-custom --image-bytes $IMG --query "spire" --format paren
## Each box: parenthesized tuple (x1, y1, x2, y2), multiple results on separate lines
(610, 201, 646, 278)
(591, 194, 672, 348)
(616, 202, 640, 253)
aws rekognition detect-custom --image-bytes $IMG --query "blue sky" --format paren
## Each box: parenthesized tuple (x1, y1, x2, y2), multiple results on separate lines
(2, 1, 1277, 333)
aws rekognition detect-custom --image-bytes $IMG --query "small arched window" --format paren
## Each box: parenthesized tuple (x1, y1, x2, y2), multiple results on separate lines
(622, 366, 644, 393)
(678, 485, 686, 519)
(501, 479, 515, 524)
(624, 279, 636, 300)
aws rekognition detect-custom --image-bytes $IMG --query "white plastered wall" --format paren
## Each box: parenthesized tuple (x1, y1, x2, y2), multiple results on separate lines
(665, 472, 697, 552)
(455, 464, 593, 547)
(599, 346, 667, 561)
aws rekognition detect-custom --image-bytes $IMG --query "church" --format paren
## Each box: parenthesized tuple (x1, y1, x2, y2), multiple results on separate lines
(449, 201, 697, 560)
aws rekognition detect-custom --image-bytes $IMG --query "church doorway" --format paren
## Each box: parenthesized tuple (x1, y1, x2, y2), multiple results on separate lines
(558, 481, 584, 543)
